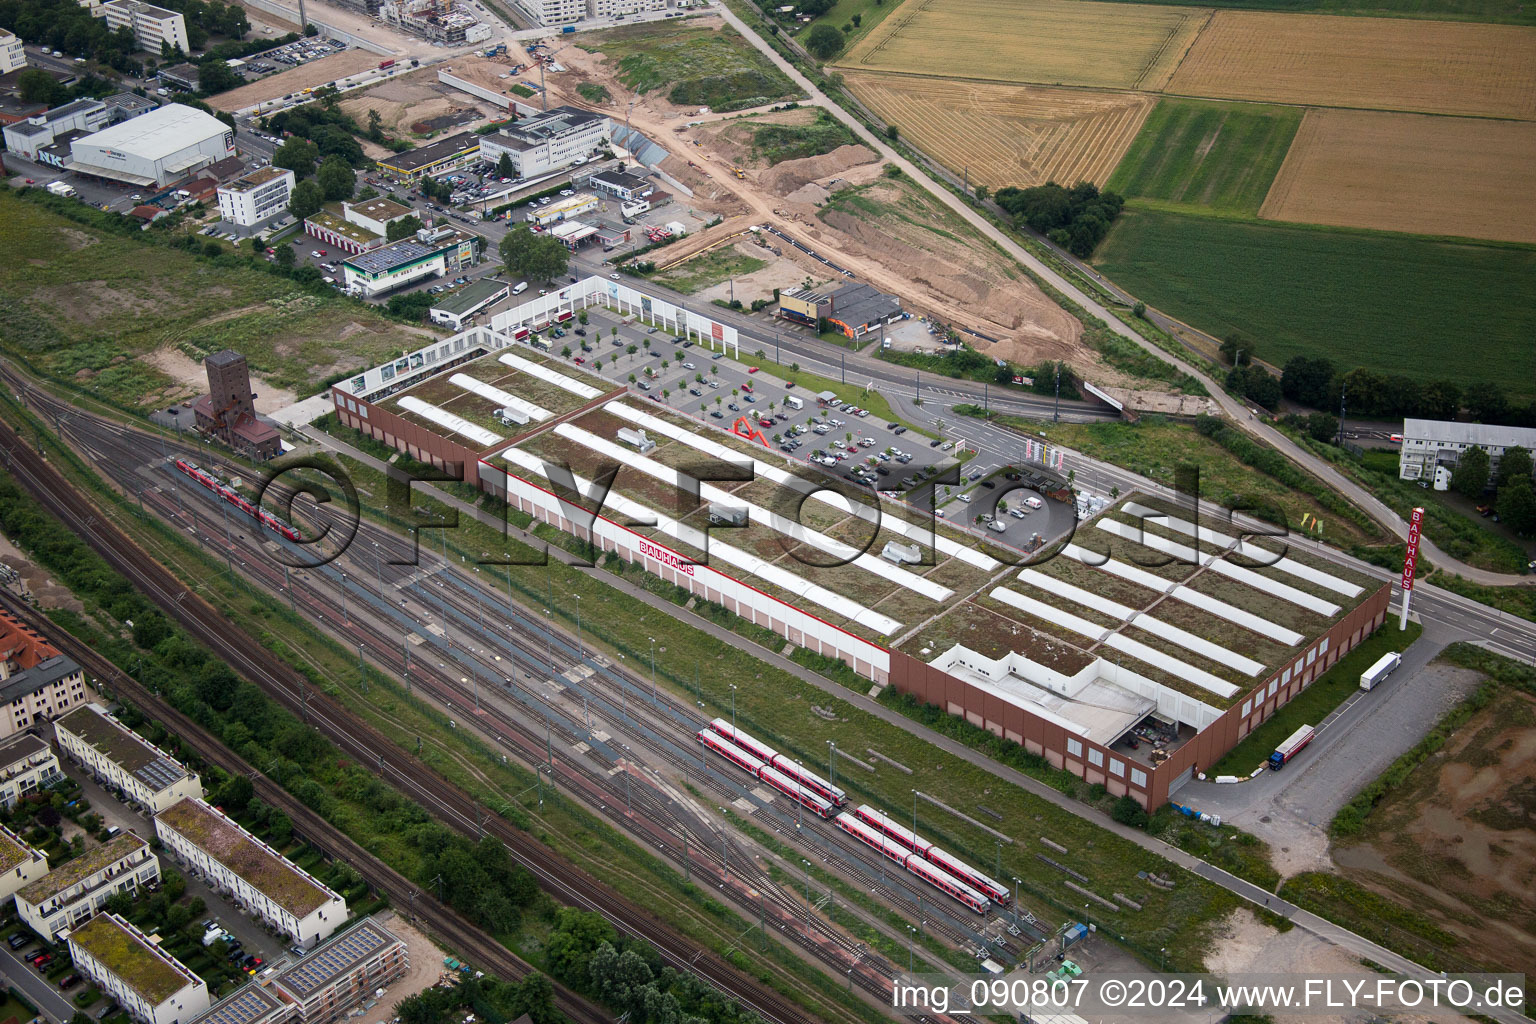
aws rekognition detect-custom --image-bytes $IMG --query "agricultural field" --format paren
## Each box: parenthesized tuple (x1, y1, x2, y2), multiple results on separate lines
(1091, 208, 1536, 398)
(844, 73, 1155, 188)
(1164, 11, 1536, 119)
(1259, 109, 1536, 244)
(839, 0, 1210, 91)
(0, 192, 430, 413)
(1086, 0, 1535, 25)
(1105, 98, 1301, 214)
(579, 23, 802, 112)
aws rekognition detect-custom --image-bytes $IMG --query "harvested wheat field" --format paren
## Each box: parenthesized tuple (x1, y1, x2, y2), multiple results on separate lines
(841, 0, 1209, 92)
(845, 73, 1154, 188)
(1166, 11, 1536, 120)
(1260, 110, 1536, 244)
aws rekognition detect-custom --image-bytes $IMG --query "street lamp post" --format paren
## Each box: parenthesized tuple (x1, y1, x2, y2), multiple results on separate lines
(648, 636, 657, 705)
(827, 741, 836, 795)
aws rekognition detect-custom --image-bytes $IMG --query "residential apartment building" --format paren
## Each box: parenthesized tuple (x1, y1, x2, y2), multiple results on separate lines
(478, 106, 609, 180)
(66, 913, 210, 1024)
(509, 0, 584, 26)
(0, 30, 26, 75)
(1399, 418, 1536, 486)
(0, 611, 90, 740)
(155, 798, 346, 949)
(0, 732, 62, 808)
(97, 0, 190, 55)
(2, 98, 109, 161)
(187, 983, 295, 1024)
(272, 918, 408, 1024)
(53, 704, 204, 813)
(590, 0, 667, 18)
(0, 824, 49, 903)
(217, 166, 295, 228)
(16, 831, 160, 941)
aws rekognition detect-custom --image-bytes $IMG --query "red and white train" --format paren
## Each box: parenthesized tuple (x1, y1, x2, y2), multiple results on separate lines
(853, 803, 1011, 905)
(696, 730, 836, 820)
(706, 718, 847, 807)
(173, 459, 300, 542)
(833, 813, 991, 914)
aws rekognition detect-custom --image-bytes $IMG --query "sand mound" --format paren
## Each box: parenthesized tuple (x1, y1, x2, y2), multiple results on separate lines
(760, 144, 878, 196)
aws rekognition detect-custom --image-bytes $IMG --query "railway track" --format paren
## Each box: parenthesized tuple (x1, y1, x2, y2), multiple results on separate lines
(0, 403, 822, 1024)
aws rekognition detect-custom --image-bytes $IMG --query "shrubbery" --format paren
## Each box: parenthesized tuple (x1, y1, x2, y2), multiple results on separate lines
(994, 181, 1124, 257)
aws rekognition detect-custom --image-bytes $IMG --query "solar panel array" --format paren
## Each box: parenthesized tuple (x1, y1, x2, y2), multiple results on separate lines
(199, 985, 284, 1024)
(133, 756, 187, 791)
(348, 241, 434, 276)
(279, 922, 392, 998)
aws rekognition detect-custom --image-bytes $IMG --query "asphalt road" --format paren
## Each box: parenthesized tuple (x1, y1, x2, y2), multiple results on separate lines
(0, 942, 77, 1024)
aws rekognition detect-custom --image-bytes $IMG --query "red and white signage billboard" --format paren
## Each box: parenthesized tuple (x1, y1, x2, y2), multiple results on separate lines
(1401, 506, 1424, 591)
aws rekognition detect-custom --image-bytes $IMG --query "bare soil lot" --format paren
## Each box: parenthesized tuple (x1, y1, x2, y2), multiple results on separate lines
(1166, 11, 1536, 120)
(1260, 109, 1536, 244)
(210, 48, 384, 112)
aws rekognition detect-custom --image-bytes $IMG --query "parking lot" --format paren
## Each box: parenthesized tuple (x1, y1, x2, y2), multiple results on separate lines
(228, 37, 353, 85)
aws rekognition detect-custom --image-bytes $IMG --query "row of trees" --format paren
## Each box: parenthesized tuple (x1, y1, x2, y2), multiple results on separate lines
(1279, 353, 1536, 427)
(994, 181, 1125, 257)
(1451, 445, 1536, 534)
(0, 0, 144, 74)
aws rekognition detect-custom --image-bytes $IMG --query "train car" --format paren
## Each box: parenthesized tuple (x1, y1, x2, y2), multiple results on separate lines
(758, 763, 836, 819)
(854, 804, 932, 856)
(905, 855, 991, 915)
(773, 759, 845, 806)
(709, 719, 848, 805)
(707, 718, 778, 762)
(834, 812, 908, 867)
(697, 729, 767, 777)
(172, 458, 300, 542)
(925, 846, 1011, 905)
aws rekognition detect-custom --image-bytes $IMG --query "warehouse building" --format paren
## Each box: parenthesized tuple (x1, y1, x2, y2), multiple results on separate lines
(777, 282, 903, 338)
(69, 103, 234, 187)
(0, 824, 49, 903)
(66, 913, 210, 1024)
(375, 131, 479, 182)
(429, 278, 510, 330)
(53, 704, 205, 813)
(586, 167, 651, 202)
(478, 106, 610, 180)
(96, 0, 189, 54)
(217, 166, 295, 229)
(0, 732, 62, 809)
(524, 192, 597, 227)
(2, 98, 110, 161)
(1398, 418, 1536, 487)
(0, 610, 90, 740)
(155, 797, 347, 949)
(17, 832, 160, 941)
(341, 227, 479, 298)
(272, 917, 408, 1024)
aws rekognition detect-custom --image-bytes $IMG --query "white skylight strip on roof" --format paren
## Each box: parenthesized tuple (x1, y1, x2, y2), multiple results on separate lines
(449, 373, 551, 421)
(1095, 519, 1339, 616)
(1018, 568, 1136, 621)
(556, 423, 954, 603)
(990, 587, 1109, 643)
(497, 352, 602, 398)
(606, 401, 998, 571)
(1130, 617, 1265, 676)
(1121, 502, 1362, 597)
(1101, 633, 1240, 699)
(395, 396, 501, 446)
(499, 448, 902, 635)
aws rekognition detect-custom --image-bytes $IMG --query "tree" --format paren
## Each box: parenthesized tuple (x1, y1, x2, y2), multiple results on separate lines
(499, 225, 569, 283)
(1496, 476, 1536, 535)
(885, 123, 899, 141)
(805, 22, 844, 59)
(366, 108, 383, 139)
(274, 136, 319, 178)
(1281, 355, 1335, 409)
(1451, 445, 1490, 497)
(217, 774, 255, 812)
(1219, 333, 1246, 366)
(1496, 445, 1532, 489)
(316, 154, 355, 202)
(497, 152, 514, 178)
(274, 243, 296, 268)
(386, 214, 423, 241)
(288, 178, 324, 220)
(17, 67, 62, 105)
(195, 58, 240, 95)
(973, 184, 989, 203)
(1110, 795, 1148, 828)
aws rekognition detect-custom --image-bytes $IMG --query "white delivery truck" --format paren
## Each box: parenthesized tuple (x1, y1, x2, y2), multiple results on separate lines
(1359, 651, 1401, 691)
(46, 181, 77, 197)
(784, 395, 803, 410)
(512, 281, 528, 295)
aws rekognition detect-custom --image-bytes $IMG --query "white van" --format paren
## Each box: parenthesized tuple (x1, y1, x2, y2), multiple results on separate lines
(1023, 495, 1044, 510)
(987, 519, 1007, 532)
(512, 281, 528, 294)
(784, 395, 803, 410)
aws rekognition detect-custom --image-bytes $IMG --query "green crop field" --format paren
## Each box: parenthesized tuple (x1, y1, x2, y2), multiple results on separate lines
(581, 23, 803, 112)
(1107, 98, 1302, 214)
(1087, 0, 1534, 25)
(1092, 209, 1536, 398)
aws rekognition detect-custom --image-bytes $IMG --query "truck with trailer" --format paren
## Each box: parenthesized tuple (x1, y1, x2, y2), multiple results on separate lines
(1268, 724, 1316, 770)
(46, 181, 76, 197)
(1359, 651, 1401, 691)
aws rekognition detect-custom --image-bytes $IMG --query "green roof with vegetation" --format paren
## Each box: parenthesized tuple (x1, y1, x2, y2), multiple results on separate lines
(19, 833, 146, 904)
(157, 798, 336, 917)
(0, 826, 36, 873)
(68, 913, 199, 1004)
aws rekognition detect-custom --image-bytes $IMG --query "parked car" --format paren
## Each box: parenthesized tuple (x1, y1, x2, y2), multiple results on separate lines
(7, 933, 31, 950)
(60, 974, 82, 990)
(30, 952, 53, 968)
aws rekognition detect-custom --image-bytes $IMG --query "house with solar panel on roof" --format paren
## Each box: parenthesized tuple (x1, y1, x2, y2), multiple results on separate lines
(154, 797, 347, 950)
(341, 224, 480, 298)
(52, 704, 205, 814)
